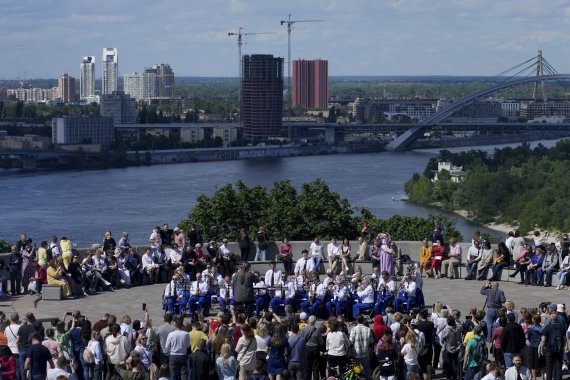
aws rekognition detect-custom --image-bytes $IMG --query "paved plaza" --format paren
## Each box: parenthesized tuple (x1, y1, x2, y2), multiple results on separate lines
(0, 276, 564, 324)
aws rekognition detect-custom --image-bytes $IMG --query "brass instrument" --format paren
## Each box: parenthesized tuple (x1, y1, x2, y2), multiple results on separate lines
(309, 283, 316, 304)
(224, 283, 230, 306)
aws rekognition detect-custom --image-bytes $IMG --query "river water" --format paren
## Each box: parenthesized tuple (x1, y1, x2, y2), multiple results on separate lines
(0, 139, 561, 247)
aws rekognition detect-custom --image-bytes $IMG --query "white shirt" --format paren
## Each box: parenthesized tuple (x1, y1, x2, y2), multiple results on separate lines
(326, 331, 348, 356)
(314, 283, 327, 299)
(323, 275, 338, 288)
(219, 244, 232, 257)
(378, 278, 396, 293)
(47, 368, 75, 380)
(93, 256, 107, 271)
(309, 242, 323, 258)
(265, 269, 282, 286)
(254, 280, 267, 295)
(295, 257, 315, 274)
(333, 285, 348, 301)
(448, 244, 462, 259)
(357, 285, 375, 304)
(219, 282, 234, 299)
(467, 246, 481, 262)
(402, 281, 417, 297)
(279, 281, 295, 299)
(149, 231, 161, 248)
(191, 280, 209, 296)
(401, 343, 419, 365)
(5, 323, 20, 354)
(327, 242, 341, 258)
(49, 243, 61, 257)
(142, 253, 156, 270)
(167, 248, 182, 263)
(504, 366, 531, 380)
(164, 281, 182, 298)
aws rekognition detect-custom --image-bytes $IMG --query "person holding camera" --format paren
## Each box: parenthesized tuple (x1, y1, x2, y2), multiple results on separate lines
(480, 281, 506, 342)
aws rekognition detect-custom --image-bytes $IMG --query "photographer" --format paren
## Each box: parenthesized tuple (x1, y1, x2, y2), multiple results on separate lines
(480, 282, 506, 341)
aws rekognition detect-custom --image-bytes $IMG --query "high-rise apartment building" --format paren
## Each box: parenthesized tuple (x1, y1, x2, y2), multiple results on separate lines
(58, 74, 76, 103)
(102, 48, 118, 95)
(80, 56, 95, 99)
(52, 116, 114, 146)
(292, 59, 328, 109)
(123, 63, 175, 101)
(241, 54, 283, 141)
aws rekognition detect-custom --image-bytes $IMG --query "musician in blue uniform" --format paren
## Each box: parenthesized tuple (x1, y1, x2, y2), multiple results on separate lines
(394, 273, 417, 313)
(326, 279, 348, 317)
(254, 274, 270, 317)
(352, 278, 375, 319)
(374, 271, 396, 315)
(270, 275, 295, 315)
(219, 275, 234, 312)
(163, 275, 181, 314)
(189, 272, 210, 315)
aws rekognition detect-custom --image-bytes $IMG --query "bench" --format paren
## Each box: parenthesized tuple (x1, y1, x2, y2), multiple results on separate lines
(42, 285, 62, 300)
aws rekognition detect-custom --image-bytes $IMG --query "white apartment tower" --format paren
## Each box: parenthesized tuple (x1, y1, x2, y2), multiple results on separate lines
(80, 56, 95, 99)
(102, 48, 118, 95)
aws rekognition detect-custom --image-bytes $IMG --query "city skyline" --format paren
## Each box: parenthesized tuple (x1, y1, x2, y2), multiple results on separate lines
(2, 0, 570, 79)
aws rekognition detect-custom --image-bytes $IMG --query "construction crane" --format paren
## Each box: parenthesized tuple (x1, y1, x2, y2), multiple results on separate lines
(228, 27, 276, 123)
(280, 14, 324, 140)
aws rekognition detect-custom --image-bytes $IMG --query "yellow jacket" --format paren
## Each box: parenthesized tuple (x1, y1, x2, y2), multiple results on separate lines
(420, 246, 432, 263)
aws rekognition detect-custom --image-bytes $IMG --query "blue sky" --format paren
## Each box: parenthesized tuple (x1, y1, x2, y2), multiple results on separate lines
(1, 0, 569, 79)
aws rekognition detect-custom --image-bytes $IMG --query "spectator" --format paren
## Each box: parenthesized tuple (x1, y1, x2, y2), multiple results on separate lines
(215, 343, 237, 380)
(266, 323, 289, 380)
(350, 314, 374, 379)
(236, 324, 257, 380)
(24, 333, 55, 380)
(287, 323, 305, 380)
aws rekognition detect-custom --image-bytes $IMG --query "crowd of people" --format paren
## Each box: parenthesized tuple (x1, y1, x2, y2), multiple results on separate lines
(3, 224, 570, 380)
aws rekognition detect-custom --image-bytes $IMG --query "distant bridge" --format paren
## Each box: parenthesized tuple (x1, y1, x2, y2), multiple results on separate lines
(386, 74, 570, 151)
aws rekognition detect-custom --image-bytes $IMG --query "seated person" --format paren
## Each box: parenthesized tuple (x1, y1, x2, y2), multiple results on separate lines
(429, 240, 446, 278)
(326, 279, 348, 317)
(352, 278, 375, 319)
(374, 271, 396, 315)
(476, 241, 493, 280)
(393, 274, 417, 313)
(465, 241, 482, 280)
(526, 247, 545, 285)
(489, 242, 511, 281)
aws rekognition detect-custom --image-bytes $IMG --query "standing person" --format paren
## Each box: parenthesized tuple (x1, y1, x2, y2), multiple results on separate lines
(480, 282, 506, 341)
(439, 316, 463, 380)
(190, 339, 211, 380)
(103, 231, 117, 253)
(187, 224, 202, 248)
(24, 333, 54, 380)
(415, 309, 435, 380)
(254, 227, 268, 262)
(500, 313, 526, 369)
(462, 325, 485, 380)
(540, 306, 566, 380)
(105, 323, 131, 380)
(300, 316, 324, 380)
(8, 246, 22, 296)
(350, 314, 374, 379)
(156, 314, 175, 365)
(17, 313, 36, 380)
(238, 228, 251, 262)
(326, 320, 349, 377)
(236, 324, 257, 380)
(232, 262, 259, 316)
(401, 330, 420, 380)
(164, 316, 189, 380)
(215, 343, 237, 380)
(327, 237, 341, 274)
(287, 324, 305, 380)
(355, 236, 369, 262)
(5, 313, 20, 379)
(504, 354, 532, 380)
(378, 233, 394, 276)
(266, 324, 289, 380)
(87, 330, 104, 380)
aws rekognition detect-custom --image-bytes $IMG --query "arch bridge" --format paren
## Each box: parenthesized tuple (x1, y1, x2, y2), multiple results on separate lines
(386, 74, 570, 151)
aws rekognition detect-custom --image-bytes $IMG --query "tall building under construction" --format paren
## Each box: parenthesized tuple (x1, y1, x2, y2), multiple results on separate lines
(241, 54, 283, 142)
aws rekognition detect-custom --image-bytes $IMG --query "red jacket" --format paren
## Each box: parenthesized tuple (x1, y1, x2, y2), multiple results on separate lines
(0, 355, 16, 380)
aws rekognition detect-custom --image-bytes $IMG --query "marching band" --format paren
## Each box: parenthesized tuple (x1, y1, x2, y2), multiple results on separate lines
(162, 252, 424, 319)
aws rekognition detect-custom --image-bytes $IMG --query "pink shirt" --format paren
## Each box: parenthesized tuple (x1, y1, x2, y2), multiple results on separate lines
(175, 233, 186, 249)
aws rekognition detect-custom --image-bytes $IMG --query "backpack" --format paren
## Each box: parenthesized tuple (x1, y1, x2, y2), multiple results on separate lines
(548, 322, 564, 352)
(413, 329, 427, 356)
(83, 347, 95, 364)
(472, 337, 488, 363)
(376, 347, 396, 377)
(46, 245, 54, 262)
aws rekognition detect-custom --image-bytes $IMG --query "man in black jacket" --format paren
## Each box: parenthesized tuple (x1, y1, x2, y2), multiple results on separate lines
(500, 313, 526, 369)
(190, 338, 211, 380)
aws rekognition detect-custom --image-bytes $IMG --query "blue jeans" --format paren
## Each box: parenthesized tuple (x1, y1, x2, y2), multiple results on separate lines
(312, 257, 322, 272)
(169, 354, 188, 380)
(374, 295, 394, 315)
(394, 295, 415, 313)
(491, 262, 509, 280)
(464, 365, 480, 380)
(477, 264, 492, 280)
(18, 350, 27, 380)
(466, 262, 477, 278)
(485, 307, 497, 340)
(254, 247, 266, 261)
(503, 352, 517, 368)
(443, 350, 459, 380)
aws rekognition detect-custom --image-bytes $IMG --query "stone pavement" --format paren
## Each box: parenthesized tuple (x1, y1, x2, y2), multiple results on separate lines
(1, 277, 566, 324)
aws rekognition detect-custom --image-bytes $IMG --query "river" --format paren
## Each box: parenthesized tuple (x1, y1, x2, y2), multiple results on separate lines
(0, 139, 562, 247)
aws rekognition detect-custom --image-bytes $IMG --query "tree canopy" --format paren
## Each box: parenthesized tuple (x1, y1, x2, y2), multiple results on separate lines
(405, 140, 570, 232)
(179, 178, 462, 242)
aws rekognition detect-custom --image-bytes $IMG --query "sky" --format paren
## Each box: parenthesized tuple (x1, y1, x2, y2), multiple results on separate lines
(1, 0, 570, 79)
